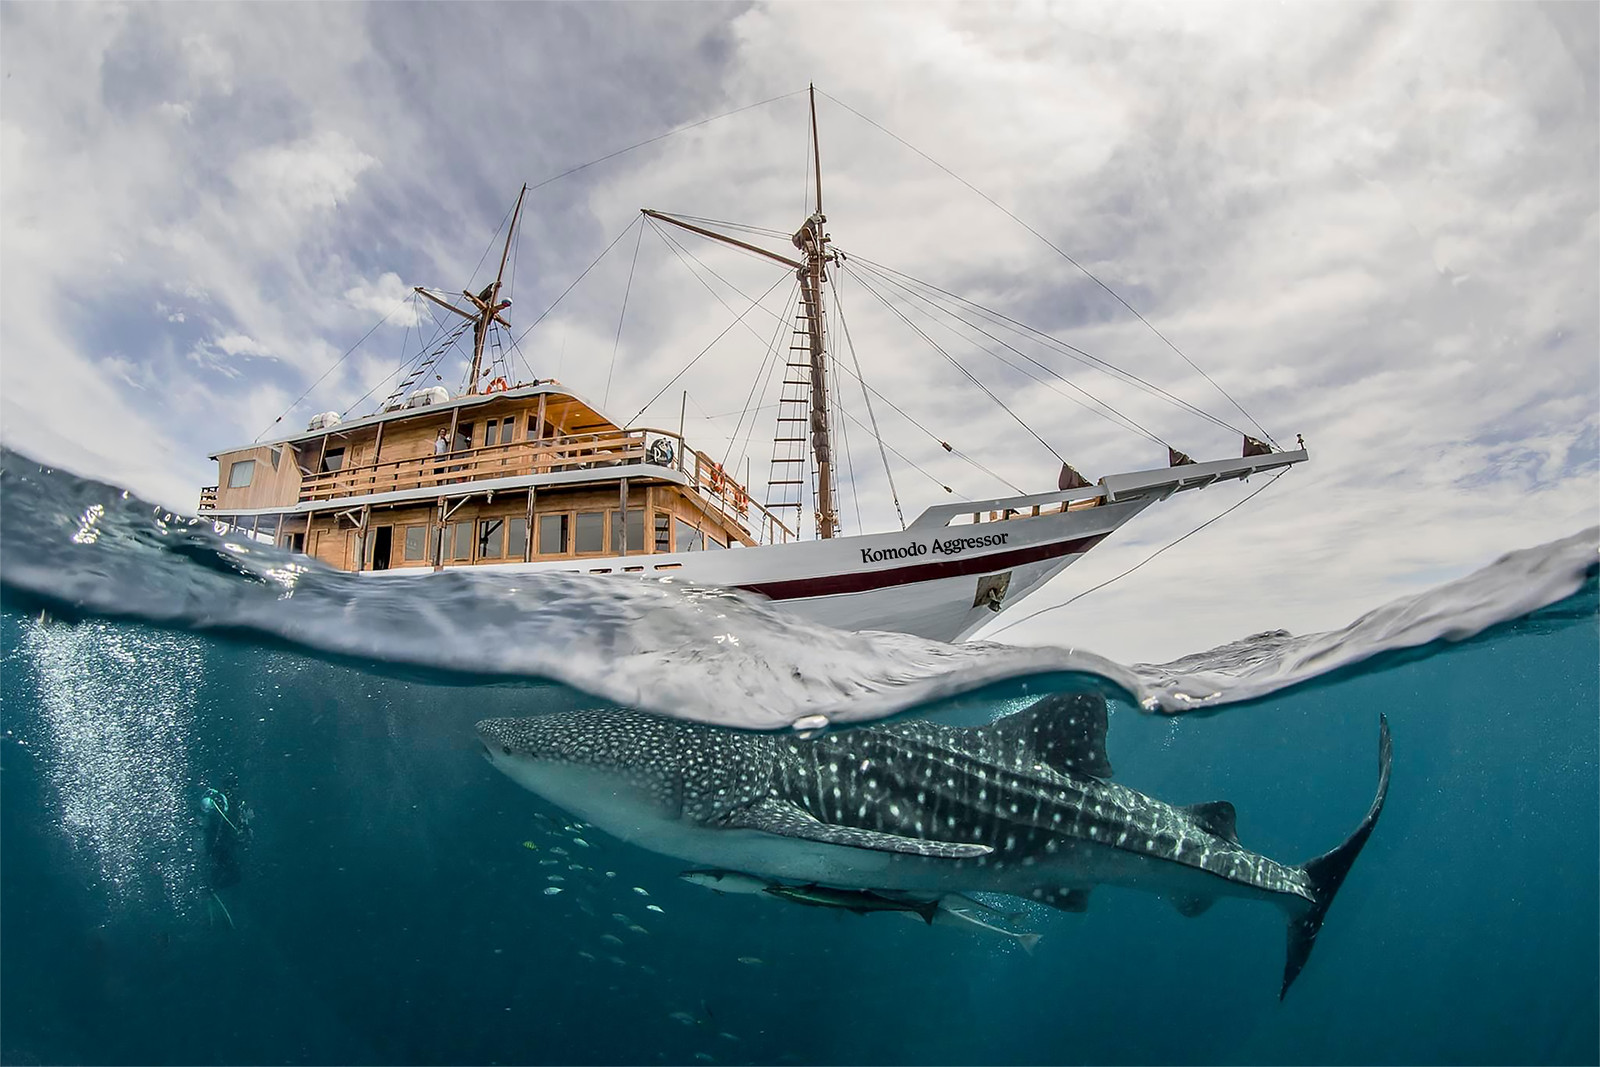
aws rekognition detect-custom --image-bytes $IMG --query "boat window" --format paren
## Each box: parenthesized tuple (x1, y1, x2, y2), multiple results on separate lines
(538, 513, 569, 555)
(575, 511, 604, 553)
(705, 534, 725, 550)
(500, 419, 518, 444)
(478, 517, 505, 559)
(609, 509, 645, 553)
(227, 459, 256, 488)
(453, 423, 473, 452)
(321, 448, 345, 473)
(507, 517, 528, 559)
(654, 513, 671, 553)
(674, 518, 704, 553)
(403, 525, 427, 562)
(269, 447, 282, 470)
(451, 520, 473, 561)
(486, 419, 515, 446)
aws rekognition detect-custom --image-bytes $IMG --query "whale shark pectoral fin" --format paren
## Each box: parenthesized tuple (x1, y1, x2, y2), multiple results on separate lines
(721, 799, 993, 859)
(1181, 801, 1239, 844)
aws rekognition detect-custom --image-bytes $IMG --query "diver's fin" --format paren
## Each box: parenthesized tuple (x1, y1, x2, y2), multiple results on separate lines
(1029, 886, 1092, 913)
(966, 691, 1113, 778)
(1172, 895, 1215, 918)
(1181, 801, 1239, 844)
(1281, 714, 1393, 1000)
(722, 799, 992, 859)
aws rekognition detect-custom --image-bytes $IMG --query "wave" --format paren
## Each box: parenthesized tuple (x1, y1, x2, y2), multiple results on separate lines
(1, 449, 1594, 730)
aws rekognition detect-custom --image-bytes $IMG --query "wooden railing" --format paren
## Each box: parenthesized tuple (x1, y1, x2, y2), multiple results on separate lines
(198, 485, 218, 511)
(296, 427, 796, 545)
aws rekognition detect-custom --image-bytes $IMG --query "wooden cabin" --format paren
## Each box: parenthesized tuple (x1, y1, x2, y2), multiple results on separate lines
(198, 381, 792, 572)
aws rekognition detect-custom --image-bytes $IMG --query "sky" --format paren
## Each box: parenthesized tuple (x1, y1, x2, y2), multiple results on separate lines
(2, 2, 1596, 663)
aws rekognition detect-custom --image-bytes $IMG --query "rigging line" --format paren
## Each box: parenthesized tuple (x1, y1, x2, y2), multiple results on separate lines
(817, 88, 1276, 447)
(625, 271, 793, 427)
(348, 314, 469, 419)
(847, 257, 1165, 447)
(525, 88, 808, 194)
(835, 402, 965, 500)
(985, 467, 1291, 639)
(845, 261, 1065, 464)
(666, 214, 791, 241)
(645, 216, 778, 345)
(509, 214, 642, 352)
(461, 197, 520, 298)
(849, 253, 1248, 440)
(254, 293, 415, 440)
(646, 216, 1016, 494)
(834, 343, 865, 535)
(604, 219, 646, 409)
(834, 272, 904, 529)
(721, 279, 800, 476)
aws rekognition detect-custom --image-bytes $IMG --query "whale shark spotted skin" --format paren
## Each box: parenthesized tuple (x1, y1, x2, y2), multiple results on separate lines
(477, 693, 1390, 997)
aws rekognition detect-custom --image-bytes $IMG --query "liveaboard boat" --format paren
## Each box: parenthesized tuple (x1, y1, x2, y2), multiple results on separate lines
(197, 87, 1305, 643)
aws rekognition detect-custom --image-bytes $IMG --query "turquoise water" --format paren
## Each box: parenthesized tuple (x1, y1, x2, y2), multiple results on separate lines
(1, 452, 1595, 1064)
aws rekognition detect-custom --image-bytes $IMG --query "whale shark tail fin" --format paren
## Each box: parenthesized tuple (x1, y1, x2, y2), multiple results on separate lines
(1281, 714, 1393, 1001)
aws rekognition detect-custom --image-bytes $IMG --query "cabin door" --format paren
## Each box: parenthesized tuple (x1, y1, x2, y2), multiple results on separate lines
(372, 525, 393, 570)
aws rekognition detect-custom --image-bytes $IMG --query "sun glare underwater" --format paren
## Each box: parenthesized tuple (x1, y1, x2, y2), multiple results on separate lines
(1, 452, 1595, 1066)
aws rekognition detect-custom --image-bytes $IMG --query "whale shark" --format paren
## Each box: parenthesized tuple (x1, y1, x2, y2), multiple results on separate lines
(478, 693, 1391, 997)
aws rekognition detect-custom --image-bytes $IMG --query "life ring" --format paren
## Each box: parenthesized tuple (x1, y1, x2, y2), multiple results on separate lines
(707, 462, 727, 495)
(486, 376, 510, 393)
(731, 483, 750, 514)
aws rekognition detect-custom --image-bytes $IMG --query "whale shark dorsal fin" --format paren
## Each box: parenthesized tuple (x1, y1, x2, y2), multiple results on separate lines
(977, 692, 1113, 779)
(722, 798, 993, 859)
(1181, 800, 1239, 844)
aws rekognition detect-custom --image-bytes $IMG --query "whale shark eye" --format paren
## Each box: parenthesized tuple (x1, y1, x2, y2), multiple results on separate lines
(501, 745, 513, 756)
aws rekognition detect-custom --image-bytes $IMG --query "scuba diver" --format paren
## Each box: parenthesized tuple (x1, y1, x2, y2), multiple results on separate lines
(199, 774, 252, 928)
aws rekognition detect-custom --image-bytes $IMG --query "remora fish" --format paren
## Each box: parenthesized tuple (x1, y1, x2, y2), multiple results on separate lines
(477, 693, 1391, 997)
(763, 882, 940, 923)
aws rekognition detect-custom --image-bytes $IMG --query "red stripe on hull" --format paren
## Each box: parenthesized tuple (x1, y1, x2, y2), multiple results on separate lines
(739, 534, 1108, 601)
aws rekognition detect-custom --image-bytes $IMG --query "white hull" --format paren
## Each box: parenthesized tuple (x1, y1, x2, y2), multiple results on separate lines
(385, 451, 1305, 642)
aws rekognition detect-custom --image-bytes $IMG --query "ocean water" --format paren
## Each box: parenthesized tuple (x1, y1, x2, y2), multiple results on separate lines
(1, 451, 1595, 1065)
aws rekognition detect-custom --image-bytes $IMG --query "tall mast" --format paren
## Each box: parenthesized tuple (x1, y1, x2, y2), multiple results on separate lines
(417, 185, 527, 397)
(798, 83, 838, 539)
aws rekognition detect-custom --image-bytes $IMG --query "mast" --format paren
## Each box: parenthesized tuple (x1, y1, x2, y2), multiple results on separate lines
(640, 86, 840, 537)
(415, 183, 526, 395)
(796, 83, 837, 538)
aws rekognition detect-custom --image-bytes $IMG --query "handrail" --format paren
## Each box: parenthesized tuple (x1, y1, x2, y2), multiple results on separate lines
(293, 425, 797, 545)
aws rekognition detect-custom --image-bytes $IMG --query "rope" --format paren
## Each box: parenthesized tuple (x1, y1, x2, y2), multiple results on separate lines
(604, 219, 645, 408)
(846, 257, 1168, 446)
(984, 468, 1291, 638)
(850, 253, 1249, 441)
(845, 263, 1065, 464)
(625, 272, 793, 427)
(509, 215, 641, 353)
(834, 272, 904, 529)
(254, 293, 414, 440)
(817, 88, 1276, 448)
(525, 88, 807, 194)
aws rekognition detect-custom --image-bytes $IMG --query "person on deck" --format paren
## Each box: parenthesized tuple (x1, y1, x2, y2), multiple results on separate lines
(434, 429, 450, 484)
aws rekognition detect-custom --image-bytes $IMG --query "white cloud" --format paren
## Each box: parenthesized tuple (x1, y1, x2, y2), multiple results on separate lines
(0, 1, 1593, 659)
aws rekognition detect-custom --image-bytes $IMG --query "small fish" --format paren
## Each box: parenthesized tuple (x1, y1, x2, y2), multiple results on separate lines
(577, 950, 596, 962)
(537, 859, 559, 867)
(546, 875, 565, 883)
(550, 847, 570, 857)
(568, 863, 585, 871)
(611, 913, 631, 924)
(607, 955, 627, 967)
(693, 1053, 716, 1063)
(572, 837, 591, 848)
(764, 883, 939, 924)
(668, 1011, 697, 1026)
(521, 840, 538, 851)
(600, 933, 624, 946)
(679, 869, 776, 897)
(576, 900, 596, 918)
(632, 886, 650, 897)
(627, 924, 649, 935)
(604, 871, 617, 879)
(639, 964, 658, 976)
(543, 887, 562, 897)
(736, 956, 763, 966)
(646, 904, 665, 914)
(717, 1032, 740, 1043)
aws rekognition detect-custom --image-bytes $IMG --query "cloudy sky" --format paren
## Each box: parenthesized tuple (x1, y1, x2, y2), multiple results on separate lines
(2, 2, 1595, 662)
